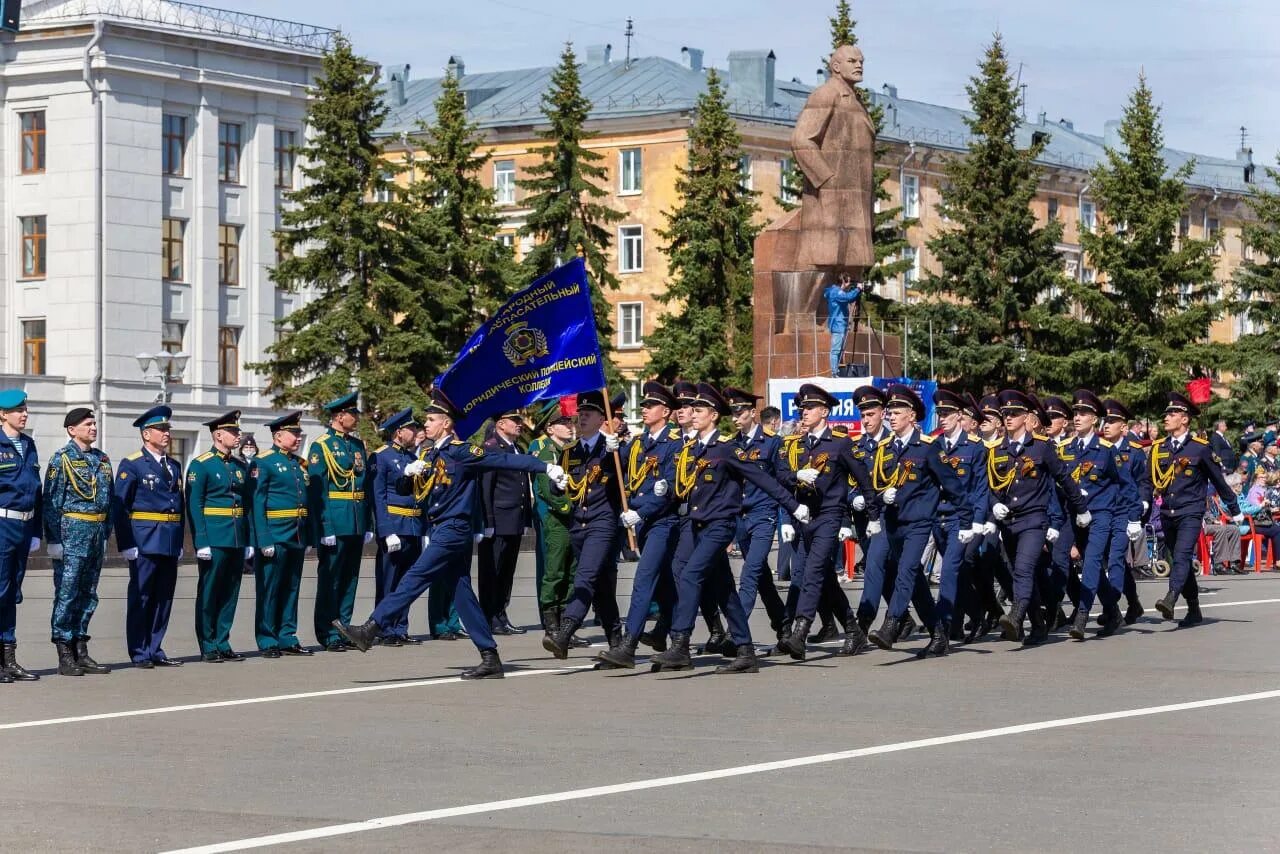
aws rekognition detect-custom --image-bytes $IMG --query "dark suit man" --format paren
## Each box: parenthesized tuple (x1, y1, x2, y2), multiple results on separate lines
(479, 410, 532, 634)
(1210, 422, 1237, 473)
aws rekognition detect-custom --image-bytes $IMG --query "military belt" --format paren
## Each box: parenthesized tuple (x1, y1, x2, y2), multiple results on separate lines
(202, 507, 244, 517)
(265, 508, 308, 519)
(65, 512, 107, 522)
(0, 508, 34, 522)
(387, 505, 421, 517)
(130, 512, 181, 523)
(328, 491, 365, 501)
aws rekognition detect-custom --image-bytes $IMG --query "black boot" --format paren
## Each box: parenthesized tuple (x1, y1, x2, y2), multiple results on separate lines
(1069, 609, 1089, 640)
(639, 614, 669, 652)
(1178, 600, 1204, 628)
(1054, 607, 1070, 630)
(836, 621, 870, 656)
(651, 632, 693, 671)
(334, 618, 380, 652)
(1, 642, 37, 681)
(779, 617, 811, 661)
(0, 667, 10, 683)
(898, 612, 917, 641)
(808, 621, 839, 643)
(55, 641, 83, 676)
(542, 614, 581, 660)
(1025, 607, 1049, 645)
(714, 644, 760, 674)
(764, 620, 792, 657)
(597, 632, 639, 669)
(700, 614, 733, 657)
(1124, 600, 1145, 625)
(977, 606, 1003, 640)
(460, 648, 504, 680)
(1154, 592, 1178, 621)
(999, 602, 1027, 642)
(539, 607, 559, 636)
(918, 622, 949, 658)
(74, 639, 110, 674)
(868, 616, 901, 651)
(1097, 606, 1123, 637)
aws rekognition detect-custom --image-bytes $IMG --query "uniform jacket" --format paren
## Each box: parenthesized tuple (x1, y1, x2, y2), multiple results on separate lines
(776, 426, 876, 519)
(985, 433, 1086, 521)
(404, 436, 546, 528)
(558, 433, 623, 526)
(1114, 435, 1153, 522)
(936, 429, 990, 526)
(480, 434, 532, 536)
(1209, 431, 1237, 473)
(44, 442, 112, 545)
(251, 446, 310, 549)
(0, 430, 41, 538)
(1150, 433, 1240, 519)
(871, 428, 972, 527)
(113, 447, 184, 556)
(678, 432, 799, 523)
(735, 425, 783, 516)
(307, 428, 372, 540)
(625, 424, 683, 522)
(186, 449, 251, 550)
(1058, 433, 1138, 519)
(531, 437, 573, 522)
(371, 443, 423, 539)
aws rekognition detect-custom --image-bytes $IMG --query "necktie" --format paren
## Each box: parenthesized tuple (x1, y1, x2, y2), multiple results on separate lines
(944, 438, 954, 454)
(893, 438, 904, 455)
(1012, 441, 1021, 456)
(807, 435, 818, 451)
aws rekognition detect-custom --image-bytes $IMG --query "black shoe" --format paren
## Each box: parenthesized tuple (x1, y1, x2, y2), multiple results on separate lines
(153, 656, 183, 666)
(638, 627, 668, 653)
(1, 642, 38, 681)
(431, 632, 460, 641)
(1097, 607, 1123, 637)
(807, 622, 839, 644)
(568, 635, 593, 648)
(381, 635, 404, 647)
(1178, 602, 1204, 628)
(261, 648, 282, 659)
(460, 648, 505, 680)
(1054, 607, 1070, 630)
(700, 631, 735, 657)
(1154, 594, 1177, 621)
(74, 639, 110, 674)
(651, 632, 693, 671)
(334, 618, 380, 652)
(999, 603, 1027, 642)
(220, 649, 245, 662)
(280, 645, 313, 656)
(836, 622, 870, 656)
(778, 617, 811, 661)
(490, 617, 512, 636)
(1124, 601, 1144, 625)
(324, 642, 347, 652)
(542, 616, 581, 660)
(202, 651, 222, 663)
(500, 614, 526, 635)
(0, 668, 11, 683)
(977, 608, 1002, 640)
(597, 632, 639, 669)
(868, 616, 901, 651)
(898, 613, 917, 641)
(133, 659, 155, 669)
(1069, 609, 1088, 640)
(401, 634, 423, 645)
(714, 644, 760, 674)
(917, 623, 949, 658)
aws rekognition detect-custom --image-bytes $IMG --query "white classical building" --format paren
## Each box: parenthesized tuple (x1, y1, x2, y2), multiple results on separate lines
(1, 0, 333, 463)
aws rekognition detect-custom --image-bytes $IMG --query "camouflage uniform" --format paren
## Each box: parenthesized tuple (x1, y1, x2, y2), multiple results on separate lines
(44, 442, 113, 643)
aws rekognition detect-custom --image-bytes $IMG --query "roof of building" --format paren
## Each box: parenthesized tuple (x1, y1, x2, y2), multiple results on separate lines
(379, 50, 1255, 194)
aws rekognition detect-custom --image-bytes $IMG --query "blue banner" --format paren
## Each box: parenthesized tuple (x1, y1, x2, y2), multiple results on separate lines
(435, 258, 606, 438)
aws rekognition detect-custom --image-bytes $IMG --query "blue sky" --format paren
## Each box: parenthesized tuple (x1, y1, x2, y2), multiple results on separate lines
(231, 0, 1280, 164)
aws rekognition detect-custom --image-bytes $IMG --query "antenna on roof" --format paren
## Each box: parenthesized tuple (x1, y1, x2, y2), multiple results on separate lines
(624, 17, 634, 70)
(1240, 125, 1249, 150)
(1015, 62, 1026, 120)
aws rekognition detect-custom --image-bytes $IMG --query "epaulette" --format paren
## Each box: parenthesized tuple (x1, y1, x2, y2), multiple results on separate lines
(831, 425, 849, 437)
(919, 434, 935, 444)
(967, 433, 981, 442)
(763, 426, 777, 437)
(1099, 439, 1113, 448)
(1033, 433, 1048, 441)
(667, 427, 681, 440)
(451, 438, 466, 445)
(375, 444, 388, 453)
(196, 452, 213, 462)
(719, 433, 735, 443)
(1192, 436, 1209, 446)
(877, 436, 893, 447)
(125, 451, 143, 461)
(258, 448, 277, 459)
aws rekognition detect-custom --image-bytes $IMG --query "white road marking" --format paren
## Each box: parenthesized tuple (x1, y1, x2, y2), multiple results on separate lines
(163, 685, 1280, 854)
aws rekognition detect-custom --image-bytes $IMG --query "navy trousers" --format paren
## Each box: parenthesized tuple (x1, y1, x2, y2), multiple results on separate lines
(564, 517, 620, 634)
(931, 515, 977, 626)
(886, 518, 938, 623)
(1075, 510, 1127, 612)
(375, 536, 422, 639)
(1163, 513, 1204, 604)
(673, 518, 751, 645)
(0, 518, 31, 643)
(737, 511, 786, 632)
(126, 552, 178, 663)
(623, 515, 679, 638)
(999, 517, 1048, 606)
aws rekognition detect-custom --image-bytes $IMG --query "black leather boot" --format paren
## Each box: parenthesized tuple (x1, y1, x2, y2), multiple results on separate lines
(74, 639, 110, 674)
(836, 621, 870, 656)
(897, 612, 917, 641)
(918, 622, 949, 658)
(868, 616, 900, 651)
(598, 632, 639, 669)
(714, 644, 760, 674)
(808, 621, 839, 643)
(1054, 607, 1070, 630)
(779, 616, 811, 661)
(1069, 609, 1089, 640)
(1154, 592, 1178, 620)
(998, 602, 1027, 641)
(650, 631, 693, 671)
(1025, 607, 1049, 645)
(1178, 600, 1204, 628)
(334, 618, 380, 652)
(0, 667, 10, 683)
(764, 620, 791, 657)
(1124, 599, 1144, 625)
(540, 607, 558, 636)
(700, 613, 733, 656)
(1, 641, 37, 681)
(542, 614, 581, 660)
(56, 641, 83, 676)
(639, 614, 669, 652)
(460, 648, 504, 679)
(1098, 606, 1123, 636)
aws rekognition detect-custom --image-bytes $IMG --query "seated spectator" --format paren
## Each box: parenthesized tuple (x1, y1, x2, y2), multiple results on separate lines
(1240, 469, 1280, 560)
(1204, 493, 1244, 575)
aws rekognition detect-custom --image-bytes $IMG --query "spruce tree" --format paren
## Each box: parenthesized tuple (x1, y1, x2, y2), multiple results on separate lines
(1072, 73, 1222, 413)
(253, 35, 428, 419)
(518, 43, 623, 384)
(907, 35, 1068, 388)
(646, 70, 760, 388)
(829, 1, 855, 51)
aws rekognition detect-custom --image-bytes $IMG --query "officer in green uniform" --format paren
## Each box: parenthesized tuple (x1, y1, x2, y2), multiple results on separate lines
(186, 410, 253, 662)
(530, 409, 576, 631)
(308, 392, 373, 650)
(44, 407, 113, 676)
(251, 411, 313, 657)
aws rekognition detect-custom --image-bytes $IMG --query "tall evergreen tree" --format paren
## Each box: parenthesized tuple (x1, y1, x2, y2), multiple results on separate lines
(906, 35, 1069, 388)
(253, 35, 427, 418)
(1071, 73, 1222, 413)
(646, 70, 760, 388)
(518, 43, 623, 384)
(829, 0, 855, 50)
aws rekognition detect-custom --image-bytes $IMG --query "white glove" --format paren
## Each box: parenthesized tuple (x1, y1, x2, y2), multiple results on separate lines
(796, 467, 820, 485)
(866, 520, 882, 536)
(1231, 513, 1244, 524)
(196, 546, 212, 560)
(545, 463, 568, 490)
(320, 535, 337, 547)
(1046, 528, 1060, 544)
(883, 487, 898, 505)
(1075, 511, 1092, 528)
(122, 547, 139, 561)
(28, 537, 40, 554)
(262, 545, 276, 558)
(852, 494, 866, 511)
(970, 523, 984, 537)
(992, 502, 1010, 521)
(1142, 501, 1150, 514)
(838, 527, 853, 542)
(793, 504, 812, 524)
(480, 527, 494, 540)
(653, 479, 668, 497)
(473, 533, 484, 544)
(385, 533, 401, 553)
(603, 432, 620, 453)
(421, 535, 430, 548)
(1126, 521, 1142, 542)
(245, 546, 255, 559)
(780, 524, 796, 543)
(958, 528, 976, 544)
(363, 531, 375, 545)
(404, 459, 427, 477)
(620, 510, 642, 529)
(47, 543, 63, 560)
(179, 548, 184, 560)
(982, 522, 997, 537)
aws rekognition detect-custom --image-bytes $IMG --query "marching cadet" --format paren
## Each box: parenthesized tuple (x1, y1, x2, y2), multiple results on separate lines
(775, 383, 876, 660)
(44, 407, 113, 676)
(370, 408, 426, 646)
(187, 410, 253, 663)
(1151, 392, 1241, 626)
(987, 390, 1089, 644)
(478, 409, 533, 635)
(1062, 390, 1141, 639)
(851, 385, 897, 638)
(114, 405, 185, 668)
(648, 384, 806, 673)
(968, 393, 1010, 639)
(0, 389, 41, 683)
(309, 392, 374, 651)
(531, 407, 575, 636)
(335, 389, 566, 680)
(866, 385, 972, 652)
(251, 411, 313, 657)
(1101, 398, 1151, 624)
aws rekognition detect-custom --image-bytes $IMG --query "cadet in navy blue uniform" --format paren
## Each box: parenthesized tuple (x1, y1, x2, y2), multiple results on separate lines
(968, 393, 1012, 639)
(370, 408, 425, 646)
(1102, 398, 1151, 624)
(1151, 392, 1242, 626)
(0, 389, 41, 683)
(649, 384, 805, 673)
(113, 405, 185, 667)
(988, 390, 1090, 644)
(598, 382, 684, 669)
(336, 390, 565, 679)
(1061, 390, 1141, 639)
(775, 383, 875, 660)
(866, 385, 973, 651)
(1039, 396, 1079, 620)
(543, 391, 626, 659)
(478, 409, 533, 635)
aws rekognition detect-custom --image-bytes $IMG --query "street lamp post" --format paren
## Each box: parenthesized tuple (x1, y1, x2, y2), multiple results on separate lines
(136, 351, 190, 403)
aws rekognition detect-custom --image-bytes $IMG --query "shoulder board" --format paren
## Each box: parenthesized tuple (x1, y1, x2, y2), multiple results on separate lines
(1032, 433, 1048, 441)
(831, 425, 849, 437)
(984, 438, 1002, 449)
(877, 437, 892, 447)
(967, 433, 981, 442)
(763, 427, 777, 437)
(1099, 439, 1113, 448)
(375, 444, 388, 453)
(719, 433, 735, 443)
(918, 434, 934, 444)
(259, 448, 277, 459)
(1153, 436, 1167, 445)
(668, 427, 681, 440)
(125, 451, 143, 461)
(1192, 436, 1209, 445)
(196, 452, 213, 462)
(451, 438, 466, 445)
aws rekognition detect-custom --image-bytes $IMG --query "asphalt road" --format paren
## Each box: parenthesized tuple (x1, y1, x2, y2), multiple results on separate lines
(4, 555, 1280, 853)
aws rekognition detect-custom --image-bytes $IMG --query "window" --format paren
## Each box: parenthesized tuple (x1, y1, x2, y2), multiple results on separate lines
(20, 111, 46, 174)
(218, 326, 240, 386)
(218, 224, 240, 286)
(618, 302, 643, 348)
(162, 114, 187, 177)
(1047, 198, 1059, 221)
(1178, 214, 1191, 237)
(619, 225, 643, 273)
(274, 129, 296, 189)
(497, 232, 515, 256)
(1082, 267, 1097, 284)
(162, 218, 185, 282)
(1080, 201, 1096, 233)
(493, 159, 516, 205)
(1208, 217, 1221, 254)
(218, 122, 242, 183)
(22, 319, 45, 375)
(903, 246, 920, 289)
(274, 233, 293, 266)
(779, 157, 798, 204)
(20, 215, 46, 279)
(373, 169, 393, 204)
(626, 379, 640, 422)
(162, 321, 185, 381)
(902, 174, 919, 218)
(619, 148, 642, 194)
(738, 155, 753, 191)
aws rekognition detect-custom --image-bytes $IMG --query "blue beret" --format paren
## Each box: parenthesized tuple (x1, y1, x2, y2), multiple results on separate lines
(0, 389, 28, 410)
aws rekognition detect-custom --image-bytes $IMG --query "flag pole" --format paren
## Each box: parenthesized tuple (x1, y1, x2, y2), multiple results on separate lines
(601, 387, 639, 552)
